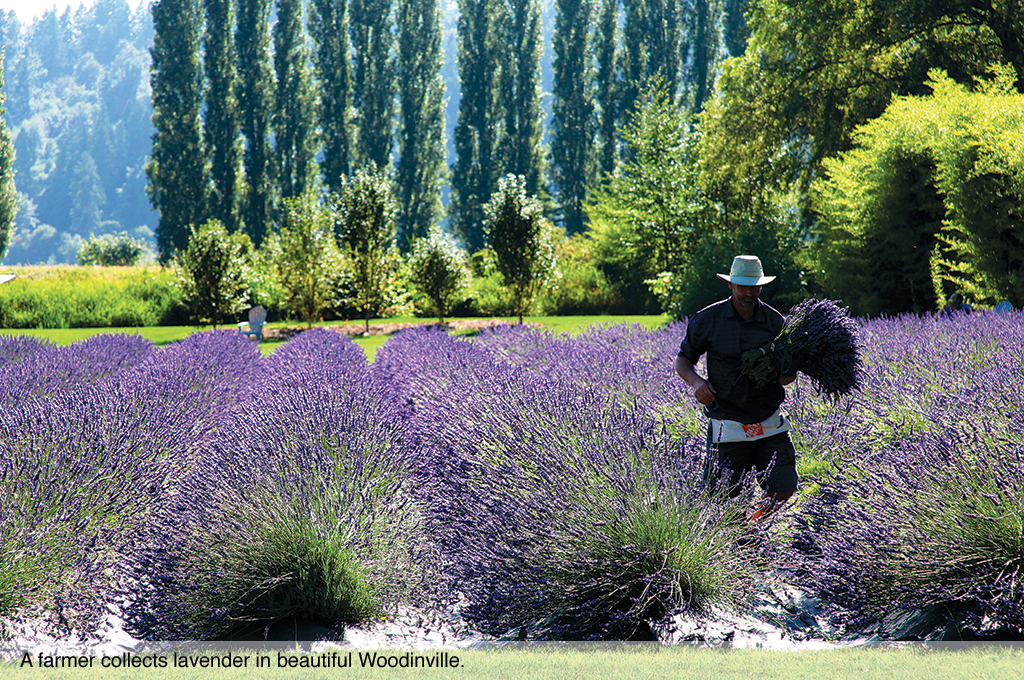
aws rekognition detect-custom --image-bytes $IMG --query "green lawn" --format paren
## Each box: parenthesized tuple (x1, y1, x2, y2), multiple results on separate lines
(0, 315, 675, 360)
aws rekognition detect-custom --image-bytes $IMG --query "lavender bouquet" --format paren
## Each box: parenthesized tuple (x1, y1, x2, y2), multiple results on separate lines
(739, 298, 861, 399)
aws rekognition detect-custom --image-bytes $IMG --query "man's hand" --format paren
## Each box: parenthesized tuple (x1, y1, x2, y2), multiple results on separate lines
(675, 355, 717, 405)
(693, 379, 717, 405)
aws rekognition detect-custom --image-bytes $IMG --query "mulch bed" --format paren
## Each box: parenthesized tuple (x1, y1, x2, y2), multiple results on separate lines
(262, 319, 543, 342)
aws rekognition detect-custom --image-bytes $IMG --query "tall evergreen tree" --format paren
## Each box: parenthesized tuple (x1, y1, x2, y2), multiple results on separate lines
(273, 0, 317, 201)
(350, 0, 395, 169)
(32, 8, 75, 80)
(395, 0, 447, 245)
(70, 152, 105, 235)
(236, 0, 275, 245)
(550, 0, 596, 234)
(721, 0, 749, 58)
(594, 0, 618, 175)
(309, 0, 353, 192)
(450, 0, 504, 252)
(619, 0, 681, 122)
(0, 53, 17, 260)
(203, 0, 242, 233)
(685, 0, 722, 112)
(499, 0, 545, 196)
(148, 0, 206, 260)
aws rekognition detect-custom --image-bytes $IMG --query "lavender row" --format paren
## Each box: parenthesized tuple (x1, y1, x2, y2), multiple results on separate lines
(373, 325, 771, 638)
(123, 328, 430, 639)
(0, 331, 263, 635)
(790, 311, 1024, 639)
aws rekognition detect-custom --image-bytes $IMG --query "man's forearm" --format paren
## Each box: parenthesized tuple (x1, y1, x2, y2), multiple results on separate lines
(676, 354, 717, 405)
(674, 354, 702, 386)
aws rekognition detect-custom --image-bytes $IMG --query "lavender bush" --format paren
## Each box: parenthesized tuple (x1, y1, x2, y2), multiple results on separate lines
(1, 331, 262, 636)
(137, 328, 431, 640)
(791, 311, 1024, 639)
(0, 333, 154, 408)
(375, 325, 774, 640)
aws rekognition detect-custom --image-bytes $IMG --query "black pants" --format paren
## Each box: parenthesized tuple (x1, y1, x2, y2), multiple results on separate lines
(704, 424, 798, 496)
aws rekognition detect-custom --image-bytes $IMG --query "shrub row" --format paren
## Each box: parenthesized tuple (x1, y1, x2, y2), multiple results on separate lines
(0, 247, 633, 330)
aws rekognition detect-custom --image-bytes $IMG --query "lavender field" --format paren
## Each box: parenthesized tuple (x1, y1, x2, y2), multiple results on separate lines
(0, 311, 1022, 644)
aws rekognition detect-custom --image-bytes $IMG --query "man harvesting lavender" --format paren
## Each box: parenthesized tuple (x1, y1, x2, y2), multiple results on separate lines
(674, 255, 798, 522)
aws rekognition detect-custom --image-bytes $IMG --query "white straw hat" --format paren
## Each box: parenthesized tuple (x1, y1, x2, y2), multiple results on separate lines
(716, 255, 776, 286)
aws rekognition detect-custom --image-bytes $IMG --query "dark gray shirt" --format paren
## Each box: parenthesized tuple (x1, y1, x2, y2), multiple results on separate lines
(677, 297, 786, 424)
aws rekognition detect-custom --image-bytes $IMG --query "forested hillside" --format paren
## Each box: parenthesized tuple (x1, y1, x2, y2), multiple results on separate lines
(0, 1, 154, 264)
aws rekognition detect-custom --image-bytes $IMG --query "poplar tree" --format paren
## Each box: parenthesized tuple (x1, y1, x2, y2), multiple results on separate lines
(350, 0, 395, 169)
(550, 0, 596, 233)
(0, 54, 16, 260)
(203, 0, 241, 233)
(721, 0, 749, 58)
(236, 0, 275, 245)
(273, 0, 317, 200)
(450, 0, 504, 252)
(594, 0, 618, 175)
(309, 0, 353, 192)
(395, 0, 447, 244)
(148, 0, 206, 260)
(686, 0, 722, 113)
(619, 0, 681, 123)
(499, 0, 545, 195)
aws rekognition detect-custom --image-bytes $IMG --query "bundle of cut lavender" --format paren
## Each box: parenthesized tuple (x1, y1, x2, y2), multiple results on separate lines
(739, 298, 861, 399)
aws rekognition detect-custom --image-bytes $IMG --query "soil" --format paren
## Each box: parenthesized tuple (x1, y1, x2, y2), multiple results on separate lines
(262, 319, 543, 342)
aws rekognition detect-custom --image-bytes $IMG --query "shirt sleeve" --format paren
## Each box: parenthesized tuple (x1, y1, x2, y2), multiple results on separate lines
(677, 310, 709, 364)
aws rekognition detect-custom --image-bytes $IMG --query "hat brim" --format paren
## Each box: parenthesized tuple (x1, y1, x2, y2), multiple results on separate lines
(717, 273, 776, 286)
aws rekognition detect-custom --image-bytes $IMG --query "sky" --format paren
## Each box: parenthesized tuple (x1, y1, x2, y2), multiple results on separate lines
(0, 0, 147, 23)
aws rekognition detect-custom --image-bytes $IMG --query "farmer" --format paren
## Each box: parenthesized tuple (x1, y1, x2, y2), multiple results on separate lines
(674, 255, 798, 522)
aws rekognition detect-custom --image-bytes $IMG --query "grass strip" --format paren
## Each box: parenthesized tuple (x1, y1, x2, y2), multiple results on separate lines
(2, 646, 1023, 680)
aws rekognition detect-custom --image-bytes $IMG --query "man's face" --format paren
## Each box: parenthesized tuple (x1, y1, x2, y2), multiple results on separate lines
(729, 282, 761, 310)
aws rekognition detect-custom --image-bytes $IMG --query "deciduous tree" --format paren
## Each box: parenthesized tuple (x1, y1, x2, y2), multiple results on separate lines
(334, 166, 397, 332)
(177, 219, 252, 326)
(550, 0, 595, 234)
(350, 0, 395, 169)
(450, 0, 504, 252)
(485, 173, 554, 323)
(273, 0, 317, 201)
(236, 0, 275, 245)
(275, 191, 347, 326)
(203, 0, 242, 233)
(593, 0, 618, 176)
(409, 227, 469, 322)
(499, 0, 545, 195)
